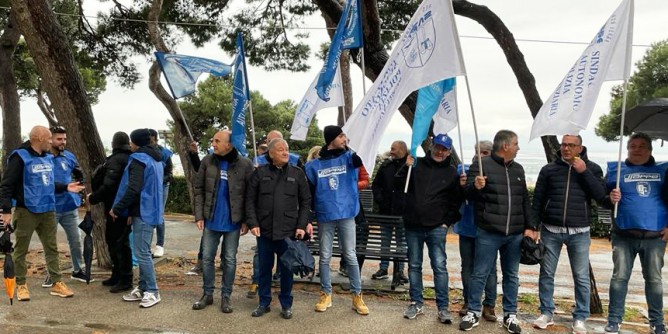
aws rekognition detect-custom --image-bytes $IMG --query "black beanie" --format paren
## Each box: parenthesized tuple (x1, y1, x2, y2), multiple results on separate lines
(148, 129, 158, 138)
(111, 131, 130, 150)
(130, 129, 151, 147)
(323, 125, 343, 147)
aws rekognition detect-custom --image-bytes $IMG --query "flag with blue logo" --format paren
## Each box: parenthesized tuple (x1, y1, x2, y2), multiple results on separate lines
(316, 0, 364, 101)
(231, 32, 251, 156)
(432, 78, 459, 137)
(411, 78, 456, 156)
(155, 52, 233, 99)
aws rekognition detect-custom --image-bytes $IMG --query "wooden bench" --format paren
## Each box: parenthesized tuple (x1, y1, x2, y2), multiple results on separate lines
(309, 189, 408, 290)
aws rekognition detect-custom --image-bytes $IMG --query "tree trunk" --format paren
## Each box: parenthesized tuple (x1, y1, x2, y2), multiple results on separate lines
(0, 9, 23, 161)
(147, 0, 196, 209)
(10, 0, 110, 267)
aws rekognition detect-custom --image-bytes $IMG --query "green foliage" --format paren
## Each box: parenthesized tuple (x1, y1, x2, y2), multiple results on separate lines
(596, 40, 668, 141)
(175, 76, 323, 159)
(165, 176, 192, 214)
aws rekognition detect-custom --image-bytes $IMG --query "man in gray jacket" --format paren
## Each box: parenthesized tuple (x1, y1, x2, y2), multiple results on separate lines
(191, 130, 253, 313)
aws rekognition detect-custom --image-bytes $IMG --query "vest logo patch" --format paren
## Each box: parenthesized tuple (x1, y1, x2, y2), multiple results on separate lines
(42, 173, 49, 185)
(624, 172, 661, 182)
(61, 161, 68, 170)
(31, 163, 52, 173)
(636, 181, 650, 197)
(328, 175, 339, 190)
(220, 170, 228, 181)
(317, 165, 346, 178)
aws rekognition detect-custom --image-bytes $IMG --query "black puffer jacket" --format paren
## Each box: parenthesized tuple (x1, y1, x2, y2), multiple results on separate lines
(531, 148, 607, 228)
(89, 147, 132, 211)
(194, 148, 253, 223)
(245, 161, 311, 240)
(372, 156, 407, 215)
(395, 154, 464, 228)
(466, 152, 537, 235)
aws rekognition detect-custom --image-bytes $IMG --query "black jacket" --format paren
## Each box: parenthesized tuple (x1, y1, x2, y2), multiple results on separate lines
(112, 146, 163, 218)
(532, 148, 607, 228)
(89, 147, 132, 211)
(372, 156, 407, 215)
(194, 148, 253, 223)
(246, 160, 311, 240)
(466, 152, 537, 235)
(0, 141, 69, 213)
(395, 154, 464, 228)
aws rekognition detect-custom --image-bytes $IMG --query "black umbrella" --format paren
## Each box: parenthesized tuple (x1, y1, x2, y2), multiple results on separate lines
(280, 237, 315, 278)
(78, 211, 94, 284)
(624, 98, 668, 141)
(0, 225, 16, 304)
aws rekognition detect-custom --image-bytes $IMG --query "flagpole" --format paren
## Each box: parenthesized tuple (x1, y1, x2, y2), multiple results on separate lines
(360, 48, 367, 93)
(613, 0, 634, 218)
(404, 165, 412, 193)
(453, 85, 465, 173)
(247, 100, 259, 166)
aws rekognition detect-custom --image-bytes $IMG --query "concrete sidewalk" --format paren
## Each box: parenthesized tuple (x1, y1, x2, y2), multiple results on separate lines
(0, 215, 665, 333)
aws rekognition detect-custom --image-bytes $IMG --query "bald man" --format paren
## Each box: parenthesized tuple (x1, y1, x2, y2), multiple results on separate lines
(1, 126, 85, 301)
(254, 130, 302, 168)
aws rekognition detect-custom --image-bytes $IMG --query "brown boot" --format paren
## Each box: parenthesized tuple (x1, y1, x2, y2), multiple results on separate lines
(352, 293, 369, 315)
(315, 292, 332, 312)
(17, 284, 30, 301)
(482, 305, 497, 322)
(50, 281, 74, 298)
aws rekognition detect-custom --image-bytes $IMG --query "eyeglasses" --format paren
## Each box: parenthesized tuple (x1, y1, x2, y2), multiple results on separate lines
(560, 143, 580, 149)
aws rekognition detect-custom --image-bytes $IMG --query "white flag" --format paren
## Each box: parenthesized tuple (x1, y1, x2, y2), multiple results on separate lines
(290, 68, 344, 141)
(530, 0, 633, 140)
(343, 0, 465, 172)
(432, 85, 458, 135)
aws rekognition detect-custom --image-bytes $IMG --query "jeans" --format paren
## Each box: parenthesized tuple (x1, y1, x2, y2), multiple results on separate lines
(340, 222, 369, 272)
(468, 228, 522, 317)
(405, 225, 449, 310)
(539, 228, 591, 320)
(202, 227, 240, 297)
(132, 217, 158, 293)
(257, 237, 293, 308)
(379, 223, 405, 272)
(252, 237, 280, 284)
(459, 235, 497, 308)
(318, 218, 362, 294)
(56, 209, 83, 272)
(155, 183, 169, 247)
(12, 208, 61, 284)
(608, 234, 666, 326)
(105, 213, 132, 283)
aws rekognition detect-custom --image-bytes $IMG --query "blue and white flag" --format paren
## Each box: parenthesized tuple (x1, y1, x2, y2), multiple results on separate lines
(231, 33, 251, 156)
(343, 0, 465, 172)
(433, 79, 459, 137)
(411, 78, 456, 156)
(155, 52, 233, 99)
(530, 0, 633, 140)
(290, 67, 344, 141)
(316, 0, 364, 101)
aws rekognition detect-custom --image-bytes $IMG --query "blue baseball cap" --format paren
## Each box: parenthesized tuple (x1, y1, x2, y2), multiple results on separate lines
(433, 134, 453, 150)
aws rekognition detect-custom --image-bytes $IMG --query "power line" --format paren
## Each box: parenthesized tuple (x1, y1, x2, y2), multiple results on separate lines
(0, 5, 653, 48)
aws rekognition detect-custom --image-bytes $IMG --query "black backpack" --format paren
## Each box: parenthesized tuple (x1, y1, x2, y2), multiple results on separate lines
(91, 162, 107, 191)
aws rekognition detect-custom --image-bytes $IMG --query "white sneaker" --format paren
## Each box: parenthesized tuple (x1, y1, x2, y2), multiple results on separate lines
(153, 246, 164, 258)
(572, 320, 587, 334)
(139, 291, 161, 308)
(122, 287, 144, 302)
(533, 314, 554, 329)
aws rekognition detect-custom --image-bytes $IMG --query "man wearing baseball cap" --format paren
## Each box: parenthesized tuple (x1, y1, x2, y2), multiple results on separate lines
(395, 133, 465, 324)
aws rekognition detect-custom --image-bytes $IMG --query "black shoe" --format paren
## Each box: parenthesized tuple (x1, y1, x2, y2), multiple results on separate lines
(221, 296, 233, 313)
(281, 307, 293, 319)
(399, 271, 409, 284)
(109, 282, 133, 293)
(503, 314, 522, 334)
(102, 277, 119, 286)
(251, 305, 271, 317)
(371, 269, 388, 280)
(192, 294, 213, 310)
(272, 272, 281, 281)
(460, 312, 480, 331)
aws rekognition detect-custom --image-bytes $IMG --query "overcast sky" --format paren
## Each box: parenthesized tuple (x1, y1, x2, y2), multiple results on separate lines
(3, 0, 668, 174)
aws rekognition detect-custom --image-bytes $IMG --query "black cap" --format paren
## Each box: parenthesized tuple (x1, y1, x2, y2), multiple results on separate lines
(130, 129, 151, 147)
(324, 125, 343, 147)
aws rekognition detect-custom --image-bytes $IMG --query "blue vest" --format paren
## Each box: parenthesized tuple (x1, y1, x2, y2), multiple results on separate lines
(453, 164, 477, 237)
(53, 150, 82, 212)
(607, 161, 668, 231)
(159, 146, 173, 162)
(113, 152, 164, 225)
(255, 153, 300, 167)
(305, 151, 359, 222)
(13, 149, 55, 213)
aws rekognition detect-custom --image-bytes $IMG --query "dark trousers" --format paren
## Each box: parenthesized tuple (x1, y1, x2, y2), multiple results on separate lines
(105, 214, 133, 283)
(257, 237, 293, 308)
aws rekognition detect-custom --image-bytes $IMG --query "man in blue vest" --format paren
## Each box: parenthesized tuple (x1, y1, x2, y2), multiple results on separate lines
(148, 129, 172, 258)
(46, 126, 88, 286)
(604, 133, 667, 334)
(306, 125, 369, 315)
(111, 128, 164, 308)
(0, 125, 84, 301)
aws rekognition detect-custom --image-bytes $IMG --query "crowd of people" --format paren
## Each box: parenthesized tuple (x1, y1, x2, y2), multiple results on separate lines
(0, 125, 665, 334)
